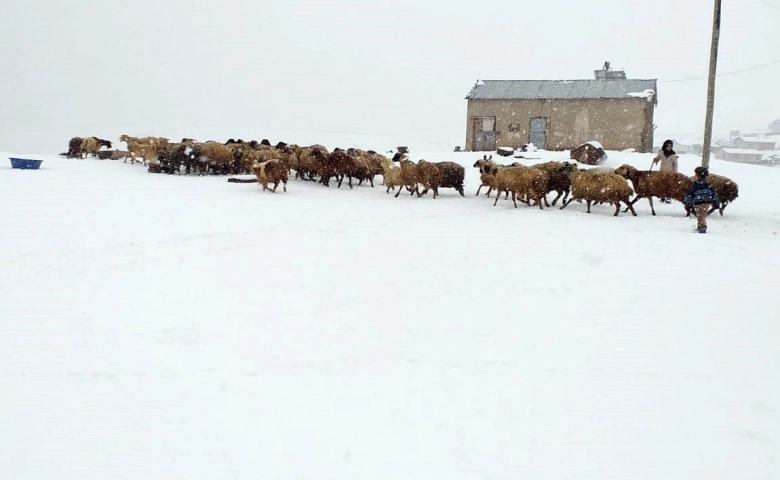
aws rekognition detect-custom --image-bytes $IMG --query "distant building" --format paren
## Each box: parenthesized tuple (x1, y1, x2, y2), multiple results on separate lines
(768, 119, 780, 135)
(464, 62, 658, 153)
(654, 139, 694, 154)
(715, 148, 765, 164)
(732, 136, 777, 150)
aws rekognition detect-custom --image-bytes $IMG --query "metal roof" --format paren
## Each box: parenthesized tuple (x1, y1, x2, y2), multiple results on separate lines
(465, 79, 658, 102)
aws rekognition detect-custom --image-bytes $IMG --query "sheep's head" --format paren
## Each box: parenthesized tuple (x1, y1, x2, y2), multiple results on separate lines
(558, 161, 577, 175)
(613, 164, 635, 178)
(392, 152, 408, 162)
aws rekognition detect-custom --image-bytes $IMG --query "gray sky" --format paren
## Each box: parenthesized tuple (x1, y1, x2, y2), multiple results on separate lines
(1, 0, 778, 152)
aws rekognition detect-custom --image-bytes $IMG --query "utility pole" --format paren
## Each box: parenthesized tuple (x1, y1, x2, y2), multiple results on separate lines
(701, 0, 722, 168)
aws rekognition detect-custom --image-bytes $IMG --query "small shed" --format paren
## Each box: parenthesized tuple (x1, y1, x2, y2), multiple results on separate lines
(732, 136, 777, 150)
(464, 63, 658, 153)
(715, 148, 764, 164)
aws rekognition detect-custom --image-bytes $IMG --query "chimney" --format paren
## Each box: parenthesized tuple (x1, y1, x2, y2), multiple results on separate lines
(594, 61, 627, 80)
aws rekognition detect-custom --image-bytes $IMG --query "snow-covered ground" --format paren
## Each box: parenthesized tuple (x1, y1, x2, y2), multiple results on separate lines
(1, 140, 779, 479)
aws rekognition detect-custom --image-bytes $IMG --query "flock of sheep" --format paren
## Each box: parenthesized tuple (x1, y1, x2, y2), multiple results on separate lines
(63, 135, 740, 218)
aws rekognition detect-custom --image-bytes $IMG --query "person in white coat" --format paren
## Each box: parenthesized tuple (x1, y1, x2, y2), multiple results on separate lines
(652, 139, 679, 203)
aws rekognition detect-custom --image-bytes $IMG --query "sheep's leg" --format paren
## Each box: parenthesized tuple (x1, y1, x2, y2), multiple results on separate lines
(458, 186, 464, 197)
(348, 175, 354, 189)
(623, 199, 638, 216)
(432, 187, 438, 199)
(493, 190, 501, 206)
(586, 200, 592, 213)
(613, 202, 621, 216)
(623, 195, 644, 212)
(537, 194, 544, 210)
(719, 203, 727, 216)
(559, 198, 572, 210)
(475, 184, 483, 196)
(394, 184, 404, 198)
(550, 191, 563, 206)
(647, 197, 657, 216)
(485, 186, 493, 197)
(369, 177, 374, 188)
(511, 191, 518, 208)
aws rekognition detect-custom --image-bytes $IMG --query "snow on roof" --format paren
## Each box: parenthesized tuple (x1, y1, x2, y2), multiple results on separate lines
(735, 136, 776, 143)
(626, 89, 655, 99)
(721, 148, 764, 154)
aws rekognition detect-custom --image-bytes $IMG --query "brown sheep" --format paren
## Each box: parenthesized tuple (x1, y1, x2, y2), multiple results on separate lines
(347, 148, 386, 186)
(614, 164, 693, 216)
(79, 137, 99, 158)
(415, 160, 443, 198)
(687, 173, 738, 216)
(190, 142, 234, 175)
(473, 155, 521, 197)
(380, 159, 405, 193)
(531, 160, 571, 206)
(66, 137, 83, 158)
(431, 161, 465, 197)
(253, 160, 288, 192)
(492, 165, 547, 209)
(558, 162, 637, 216)
(311, 149, 360, 188)
(395, 159, 421, 197)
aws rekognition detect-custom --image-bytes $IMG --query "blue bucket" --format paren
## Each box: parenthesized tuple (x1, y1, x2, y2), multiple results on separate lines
(9, 157, 43, 169)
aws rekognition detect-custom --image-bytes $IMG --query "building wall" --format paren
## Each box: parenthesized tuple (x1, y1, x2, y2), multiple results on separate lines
(715, 151, 764, 164)
(465, 97, 655, 152)
(732, 138, 777, 150)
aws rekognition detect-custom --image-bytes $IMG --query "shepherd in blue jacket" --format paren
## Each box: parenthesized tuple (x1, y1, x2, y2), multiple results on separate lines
(684, 167, 720, 234)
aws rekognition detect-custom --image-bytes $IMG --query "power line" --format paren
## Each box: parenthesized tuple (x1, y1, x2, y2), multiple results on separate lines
(757, 0, 780, 12)
(659, 58, 780, 83)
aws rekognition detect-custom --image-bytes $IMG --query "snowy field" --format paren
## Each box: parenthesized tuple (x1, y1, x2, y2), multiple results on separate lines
(1, 137, 779, 479)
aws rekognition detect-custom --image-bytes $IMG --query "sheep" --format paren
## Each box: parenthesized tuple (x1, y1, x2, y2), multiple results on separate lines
(473, 154, 521, 197)
(492, 165, 547, 209)
(380, 159, 405, 193)
(431, 161, 465, 197)
(531, 160, 571, 206)
(558, 162, 637, 216)
(289, 144, 328, 181)
(311, 149, 361, 188)
(119, 135, 170, 165)
(253, 159, 288, 192)
(347, 147, 386, 186)
(415, 160, 443, 198)
(66, 137, 83, 158)
(687, 173, 738, 216)
(395, 159, 422, 197)
(190, 142, 234, 175)
(614, 164, 693, 216)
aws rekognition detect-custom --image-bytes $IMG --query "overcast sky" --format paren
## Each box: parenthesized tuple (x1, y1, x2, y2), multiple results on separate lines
(1, 0, 778, 152)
